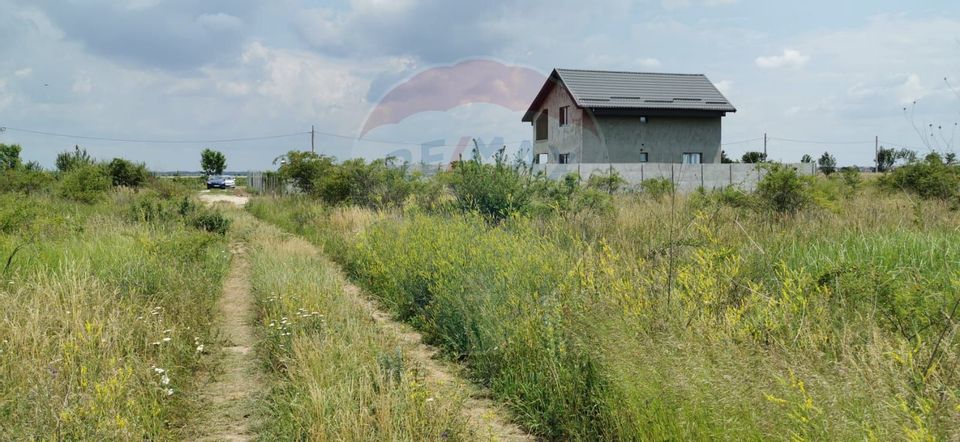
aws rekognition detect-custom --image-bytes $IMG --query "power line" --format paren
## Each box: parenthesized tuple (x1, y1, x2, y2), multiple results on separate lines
(768, 136, 872, 145)
(720, 137, 762, 146)
(1, 126, 308, 144)
(1, 124, 532, 148)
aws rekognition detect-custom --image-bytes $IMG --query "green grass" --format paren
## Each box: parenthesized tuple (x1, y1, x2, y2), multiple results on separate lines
(0, 190, 230, 439)
(249, 186, 960, 440)
(238, 213, 472, 440)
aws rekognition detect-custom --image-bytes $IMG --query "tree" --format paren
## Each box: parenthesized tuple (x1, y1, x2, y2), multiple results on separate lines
(817, 151, 837, 175)
(876, 147, 897, 172)
(107, 158, 149, 187)
(741, 151, 767, 163)
(0, 143, 22, 170)
(756, 164, 813, 214)
(200, 148, 227, 176)
(275, 150, 335, 195)
(800, 154, 813, 163)
(56, 145, 94, 172)
(720, 150, 736, 163)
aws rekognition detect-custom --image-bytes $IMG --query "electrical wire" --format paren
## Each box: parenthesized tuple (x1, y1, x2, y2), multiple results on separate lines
(1, 126, 308, 144)
(0, 125, 531, 148)
(768, 136, 872, 145)
(720, 137, 762, 146)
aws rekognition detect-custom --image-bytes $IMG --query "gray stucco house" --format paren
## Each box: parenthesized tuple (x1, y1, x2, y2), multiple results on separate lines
(522, 68, 736, 164)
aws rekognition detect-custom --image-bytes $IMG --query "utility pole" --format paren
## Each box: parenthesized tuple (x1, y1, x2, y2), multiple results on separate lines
(763, 132, 767, 159)
(875, 135, 879, 172)
(311, 125, 315, 153)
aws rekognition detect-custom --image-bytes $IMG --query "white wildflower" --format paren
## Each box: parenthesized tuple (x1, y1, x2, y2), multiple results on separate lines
(160, 375, 170, 385)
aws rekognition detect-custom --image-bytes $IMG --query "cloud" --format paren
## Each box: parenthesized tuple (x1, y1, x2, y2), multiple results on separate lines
(661, 0, 738, 9)
(755, 49, 810, 69)
(293, 0, 614, 63)
(22, 0, 258, 70)
(196, 13, 244, 32)
(636, 58, 662, 69)
(714, 79, 733, 96)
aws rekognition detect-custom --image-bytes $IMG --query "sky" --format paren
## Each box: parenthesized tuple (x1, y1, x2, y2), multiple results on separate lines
(0, 0, 958, 171)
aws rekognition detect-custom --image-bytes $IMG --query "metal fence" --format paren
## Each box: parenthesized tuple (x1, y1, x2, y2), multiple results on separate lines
(247, 171, 287, 195)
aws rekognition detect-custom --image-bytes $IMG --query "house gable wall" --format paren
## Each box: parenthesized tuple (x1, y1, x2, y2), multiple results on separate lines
(531, 82, 583, 163)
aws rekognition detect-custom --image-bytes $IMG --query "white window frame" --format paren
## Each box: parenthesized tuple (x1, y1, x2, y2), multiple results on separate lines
(558, 153, 571, 164)
(682, 152, 702, 164)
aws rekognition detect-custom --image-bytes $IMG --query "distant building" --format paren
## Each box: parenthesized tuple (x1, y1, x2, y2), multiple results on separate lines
(522, 68, 736, 164)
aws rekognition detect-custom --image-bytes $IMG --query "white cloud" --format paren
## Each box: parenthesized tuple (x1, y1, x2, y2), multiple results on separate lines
(196, 12, 244, 32)
(72, 75, 92, 94)
(662, 0, 737, 9)
(755, 49, 810, 69)
(714, 79, 733, 96)
(636, 58, 662, 69)
(14, 68, 32, 78)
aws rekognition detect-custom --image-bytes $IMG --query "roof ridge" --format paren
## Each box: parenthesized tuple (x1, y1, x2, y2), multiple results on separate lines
(556, 68, 705, 77)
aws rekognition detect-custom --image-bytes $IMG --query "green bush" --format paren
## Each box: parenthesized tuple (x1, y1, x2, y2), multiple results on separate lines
(1, 143, 23, 170)
(639, 177, 675, 201)
(107, 158, 149, 188)
(448, 152, 533, 222)
(587, 168, 627, 194)
(839, 167, 862, 198)
(55, 145, 95, 173)
(756, 164, 813, 214)
(189, 211, 231, 235)
(58, 164, 111, 203)
(0, 168, 53, 194)
(880, 153, 960, 201)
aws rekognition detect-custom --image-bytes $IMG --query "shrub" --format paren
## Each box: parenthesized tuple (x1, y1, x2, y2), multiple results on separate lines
(587, 168, 627, 194)
(107, 158, 149, 188)
(756, 164, 813, 214)
(189, 211, 231, 235)
(55, 145, 95, 172)
(276, 151, 335, 195)
(0, 168, 53, 194)
(880, 153, 960, 201)
(742, 151, 767, 163)
(58, 164, 111, 203)
(315, 157, 413, 209)
(0, 143, 23, 170)
(839, 167, 862, 198)
(448, 152, 533, 222)
(639, 177, 674, 201)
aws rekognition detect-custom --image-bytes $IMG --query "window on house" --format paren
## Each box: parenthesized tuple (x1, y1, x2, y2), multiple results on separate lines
(535, 110, 548, 141)
(533, 153, 548, 164)
(558, 153, 571, 164)
(638, 152, 648, 163)
(682, 152, 702, 164)
(559, 106, 569, 127)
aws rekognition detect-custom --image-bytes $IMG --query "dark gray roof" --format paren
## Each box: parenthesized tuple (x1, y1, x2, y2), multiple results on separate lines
(522, 68, 735, 122)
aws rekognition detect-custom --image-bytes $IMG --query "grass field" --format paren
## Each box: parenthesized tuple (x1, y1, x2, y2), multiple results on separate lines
(0, 189, 230, 439)
(237, 213, 474, 440)
(248, 183, 960, 440)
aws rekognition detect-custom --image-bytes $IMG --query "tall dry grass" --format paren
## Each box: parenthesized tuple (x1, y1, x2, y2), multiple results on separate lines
(0, 191, 229, 439)
(239, 214, 472, 440)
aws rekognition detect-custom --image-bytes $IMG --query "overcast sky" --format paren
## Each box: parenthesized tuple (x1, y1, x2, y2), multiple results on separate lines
(1, 0, 958, 170)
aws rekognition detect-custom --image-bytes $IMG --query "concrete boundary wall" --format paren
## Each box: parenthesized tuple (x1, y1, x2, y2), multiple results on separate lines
(532, 162, 817, 192)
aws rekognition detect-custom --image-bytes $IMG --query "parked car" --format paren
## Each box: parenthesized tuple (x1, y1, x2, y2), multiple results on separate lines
(206, 175, 236, 189)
